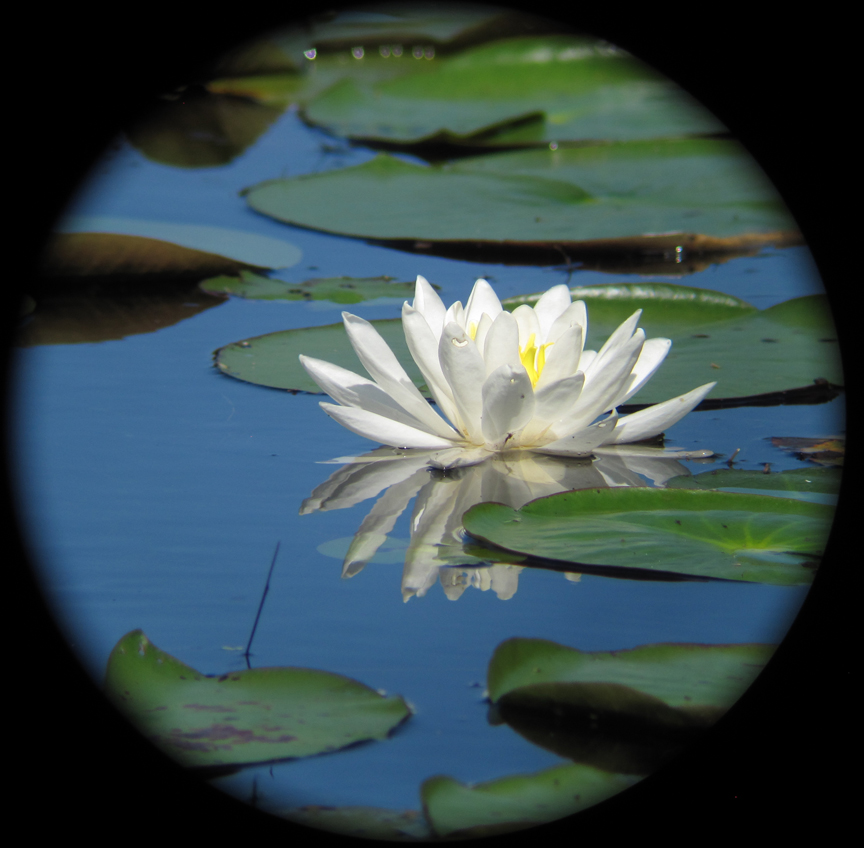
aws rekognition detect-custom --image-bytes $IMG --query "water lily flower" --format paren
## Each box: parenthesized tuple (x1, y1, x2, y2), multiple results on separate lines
(300, 277, 716, 469)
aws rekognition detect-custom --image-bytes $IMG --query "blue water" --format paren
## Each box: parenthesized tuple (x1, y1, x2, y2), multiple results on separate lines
(11, 104, 844, 816)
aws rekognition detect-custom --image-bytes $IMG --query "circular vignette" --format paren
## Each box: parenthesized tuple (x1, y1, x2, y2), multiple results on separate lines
(9, 2, 853, 844)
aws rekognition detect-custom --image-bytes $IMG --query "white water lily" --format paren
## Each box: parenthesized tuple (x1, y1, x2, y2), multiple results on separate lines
(300, 276, 716, 469)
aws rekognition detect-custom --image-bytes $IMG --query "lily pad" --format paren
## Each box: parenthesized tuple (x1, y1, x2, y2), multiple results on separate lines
(200, 271, 417, 304)
(282, 805, 432, 841)
(421, 764, 636, 838)
(244, 141, 797, 255)
(487, 637, 774, 711)
(484, 638, 774, 772)
(462, 488, 833, 585)
(666, 466, 842, 496)
(104, 630, 411, 769)
(213, 285, 840, 405)
(303, 36, 724, 146)
(45, 216, 301, 280)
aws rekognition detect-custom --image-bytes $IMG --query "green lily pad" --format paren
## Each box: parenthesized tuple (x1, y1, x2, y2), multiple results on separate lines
(244, 141, 796, 253)
(46, 216, 301, 280)
(484, 638, 774, 772)
(462, 488, 833, 585)
(282, 805, 432, 841)
(213, 285, 840, 404)
(666, 466, 842, 496)
(487, 637, 774, 709)
(104, 630, 411, 769)
(304, 36, 724, 146)
(421, 764, 636, 838)
(199, 271, 417, 304)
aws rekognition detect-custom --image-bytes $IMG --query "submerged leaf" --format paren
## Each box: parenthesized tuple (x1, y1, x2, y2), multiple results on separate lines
(104, 630, 410, 769)
(44, 217, 301, 281)
(485, 638, 774, 773)
(462, 488, 833, 584)
(421, 764, 635, 838)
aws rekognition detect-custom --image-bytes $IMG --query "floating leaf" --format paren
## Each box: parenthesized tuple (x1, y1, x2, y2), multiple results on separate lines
(282, 805, 432, 841)
(666, 466, 842, 495)
(771, 436, 845, 467)
(44, 217, 301, 281)
(215, 317, 426, 394)
(200, 271, 417, 304)
(244, 141, 797, 260)
(484, 638, 774, 772)
(487, 638, 774, 709)
(125, 90, 284, 167)
(104, 630, 410, 769)
(304, 36, 724, 146)
(213, 286, 840, 404)
(421, 764, 635, 839)
(462, 488, 833, 585)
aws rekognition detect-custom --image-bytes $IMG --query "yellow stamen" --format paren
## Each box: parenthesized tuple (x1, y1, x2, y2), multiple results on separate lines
(519, 333, 554, 388)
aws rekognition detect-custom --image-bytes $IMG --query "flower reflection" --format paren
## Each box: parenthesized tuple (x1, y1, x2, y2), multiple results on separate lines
(302, 446, 712, 602)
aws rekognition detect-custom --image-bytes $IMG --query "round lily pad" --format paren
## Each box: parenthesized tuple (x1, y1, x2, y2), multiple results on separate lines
(462, 488, 833, 584)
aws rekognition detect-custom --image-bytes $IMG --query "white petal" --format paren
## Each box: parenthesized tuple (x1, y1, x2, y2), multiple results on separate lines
(444, 301, 465, 330)
(402, 303, 463, 431)
(532, 410, 619, 456)
(534, 324, 583, 391)
(320, 402, 456, 449)
(342, 313, 459, 440)
(584, 309, 642, 382)
(605, 382, 716, 444)
(554, 331, 644, 437)
(547, 300, 587, 345)
(301, 355, 445, 435)
(473, 312, 494, 358)
(614, 337, 671, 405)
(439, 323, 487, 441)
(517, 371, 584, 444)
(427, 445, 491, 470)
(464, 278, 503, 331)
(480, 364, 536, 447)
(413, 275, 447, 338)
(531, 284, 572, 341)
(483, 311, 521, 376)
(511, 303, 541, 348)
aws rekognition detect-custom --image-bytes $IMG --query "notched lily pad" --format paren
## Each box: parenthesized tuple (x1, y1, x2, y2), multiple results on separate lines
(303, 36, 725, 147)
(42, 217, 302, 285)
(485, 638, 774, 773)
(200, 271, 417, 304)
(421, 764, 635, 839)
(104, 630, 411, 769)
(462, 488, 833, 585)
(213, 285, 840, 406)
(244, 141, 799, 266)
(666, 465, 842, 496)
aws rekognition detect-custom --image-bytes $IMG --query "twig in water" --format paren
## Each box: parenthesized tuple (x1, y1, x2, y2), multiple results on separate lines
(244, 542, 280, 665)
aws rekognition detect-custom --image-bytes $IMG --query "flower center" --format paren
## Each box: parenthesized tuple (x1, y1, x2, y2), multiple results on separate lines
(519, 334, 553, 388)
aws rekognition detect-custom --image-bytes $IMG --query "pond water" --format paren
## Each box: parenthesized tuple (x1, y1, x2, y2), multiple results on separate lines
(12, 13, 846, 841)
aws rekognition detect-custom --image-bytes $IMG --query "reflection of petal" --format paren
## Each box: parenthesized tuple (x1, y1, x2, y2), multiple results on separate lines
(342, 466, 430, 577)
(300, 450, 429, 513)
(303, 442, 715, 601)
